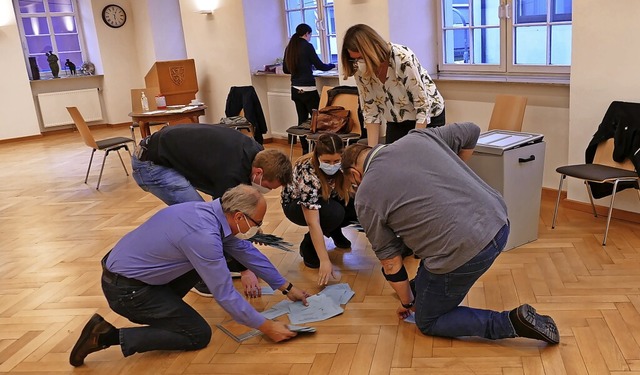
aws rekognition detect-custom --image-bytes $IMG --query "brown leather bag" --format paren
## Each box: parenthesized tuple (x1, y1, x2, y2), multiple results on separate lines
(310, 106, 351, 134)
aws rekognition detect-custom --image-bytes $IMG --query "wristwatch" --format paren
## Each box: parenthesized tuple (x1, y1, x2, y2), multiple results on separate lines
(401, 300, 414, 309)
(282, 282, 293, 295)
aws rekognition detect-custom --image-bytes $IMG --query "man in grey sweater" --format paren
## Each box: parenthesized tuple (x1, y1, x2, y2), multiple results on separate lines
(341, 122, 559, 344)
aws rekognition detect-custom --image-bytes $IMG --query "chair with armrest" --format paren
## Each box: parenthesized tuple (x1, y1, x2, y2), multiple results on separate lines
(551, 138, 640, 245)
(306, 86, 362, 152)
(488, 94, 528, 132)
(67, 107, 134, 190)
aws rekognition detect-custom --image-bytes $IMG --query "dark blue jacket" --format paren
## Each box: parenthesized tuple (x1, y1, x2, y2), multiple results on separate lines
(283, 39, 334, 87)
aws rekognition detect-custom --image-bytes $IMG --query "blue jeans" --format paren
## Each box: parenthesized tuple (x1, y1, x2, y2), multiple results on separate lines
(414, 223, 517, 340)
(102, 269, 211, 356)
(131, 155, 203, 205)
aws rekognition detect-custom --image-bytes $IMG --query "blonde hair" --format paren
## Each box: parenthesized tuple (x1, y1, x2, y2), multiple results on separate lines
(297, 133, 351, 204)
(341, 24, 390, 80)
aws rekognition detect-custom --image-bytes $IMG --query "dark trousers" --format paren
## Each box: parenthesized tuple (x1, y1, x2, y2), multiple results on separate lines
(283, 197, 357, 238)
(101, 264, 211, 356)
(386, 108, 446, 144)
(291, 87, 320, 154)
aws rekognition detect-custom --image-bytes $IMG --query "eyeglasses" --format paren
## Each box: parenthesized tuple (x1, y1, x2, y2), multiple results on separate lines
(241, 212, 263, 227)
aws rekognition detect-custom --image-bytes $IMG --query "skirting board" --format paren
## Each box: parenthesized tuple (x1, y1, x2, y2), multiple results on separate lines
(542, 188, 640, 224)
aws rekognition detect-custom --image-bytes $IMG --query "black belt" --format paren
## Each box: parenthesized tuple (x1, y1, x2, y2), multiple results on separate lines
(101, 251, 148, 287)
(134, 137, 151, 161)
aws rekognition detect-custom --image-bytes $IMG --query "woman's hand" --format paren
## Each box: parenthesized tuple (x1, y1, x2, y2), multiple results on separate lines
(240, 270, 261, 298)
(317, 260, 335, 285)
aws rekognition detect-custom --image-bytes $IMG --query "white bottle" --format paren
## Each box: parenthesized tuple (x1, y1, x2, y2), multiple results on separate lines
(141, 91, 149, 111)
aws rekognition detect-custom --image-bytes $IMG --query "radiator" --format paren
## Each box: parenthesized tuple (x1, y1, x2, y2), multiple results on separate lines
(266, 91, 297, 138)
(37, 88, 103, 127)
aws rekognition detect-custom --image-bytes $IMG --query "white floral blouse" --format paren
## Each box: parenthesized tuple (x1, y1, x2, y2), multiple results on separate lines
(354, 43, 444, 125)
(281, 158, 337, 210)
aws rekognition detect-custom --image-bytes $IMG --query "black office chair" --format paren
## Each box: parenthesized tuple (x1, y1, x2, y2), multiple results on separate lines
(551, 139, 640, 245)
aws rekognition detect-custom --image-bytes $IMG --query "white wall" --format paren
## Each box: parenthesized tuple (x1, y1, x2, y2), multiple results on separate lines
(91, 0, 145, 124)
(148, 0, 188, 62)
(243, 0, 287, 73)
(178, 0, 253, 123)
(569, 0, 640, 212)
(0, 0, 40, 139)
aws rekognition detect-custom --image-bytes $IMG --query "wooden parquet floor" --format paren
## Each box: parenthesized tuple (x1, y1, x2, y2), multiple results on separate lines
(2, 127, 640, 374)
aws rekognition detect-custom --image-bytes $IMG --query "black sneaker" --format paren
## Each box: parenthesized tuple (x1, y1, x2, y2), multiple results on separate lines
(299, 233, 320, 268)
(330, 230, 351, 249)
(190, 281, 213, 297)
(509, 304, 560, 344)
(69, 314, 116, 367)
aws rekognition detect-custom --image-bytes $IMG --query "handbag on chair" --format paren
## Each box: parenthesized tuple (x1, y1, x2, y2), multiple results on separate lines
(310, 106, 351, 134)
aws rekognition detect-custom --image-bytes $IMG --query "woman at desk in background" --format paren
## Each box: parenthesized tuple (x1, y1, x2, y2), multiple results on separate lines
(341, 24, 446, 146)
(281, 133, 356, 285)
(283, 23, 336, 154)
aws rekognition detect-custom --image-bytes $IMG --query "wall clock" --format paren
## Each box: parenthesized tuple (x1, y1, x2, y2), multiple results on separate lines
(102, 4, 126, 28)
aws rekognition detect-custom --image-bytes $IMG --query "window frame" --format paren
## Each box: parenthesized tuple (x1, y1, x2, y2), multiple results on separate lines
(436, 0, 571, 78)
(284, 0, 336, 64)
(12, 0, 87, 80)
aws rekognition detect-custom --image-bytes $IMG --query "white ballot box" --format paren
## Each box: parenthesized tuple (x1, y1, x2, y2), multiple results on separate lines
(467, 130, 546, 251)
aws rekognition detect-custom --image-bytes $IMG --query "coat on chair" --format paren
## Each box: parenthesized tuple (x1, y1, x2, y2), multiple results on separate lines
(225, 86, 267, 144)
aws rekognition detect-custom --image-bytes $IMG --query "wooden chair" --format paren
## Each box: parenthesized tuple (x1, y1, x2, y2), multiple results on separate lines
(307, 86, 362, 152)
(488, 95, 528, 132)
(551, 138, 640, 245)
(66, 107, 134, 190)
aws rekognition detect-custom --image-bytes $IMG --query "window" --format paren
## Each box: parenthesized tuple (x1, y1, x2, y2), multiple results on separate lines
(13, 0, 86, 79)
(284, 0, 336, 64)
(438, 0, 572, 76)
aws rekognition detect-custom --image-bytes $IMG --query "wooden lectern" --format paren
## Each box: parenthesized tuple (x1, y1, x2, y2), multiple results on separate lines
(144, 59, 198, 105)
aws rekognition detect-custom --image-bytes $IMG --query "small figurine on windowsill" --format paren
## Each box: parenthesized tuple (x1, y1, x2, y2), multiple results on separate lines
(65, 59, 77, 75)
(46, 51, 60, 78)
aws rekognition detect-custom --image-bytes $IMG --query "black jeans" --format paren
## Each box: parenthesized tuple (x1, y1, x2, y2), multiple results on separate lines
(291, 87, 320, 154)
(101, 264, 211, 356)
(283, 197, 357, 238)
(386, 108, 446, 144)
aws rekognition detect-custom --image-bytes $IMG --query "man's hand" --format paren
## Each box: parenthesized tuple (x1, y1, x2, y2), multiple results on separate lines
(258, 319, 296, 342)
(240, 270, 261, 298)
(285, 285, 310, 306)
(317, 260, 336, 286)
(396, 305, 415, 320)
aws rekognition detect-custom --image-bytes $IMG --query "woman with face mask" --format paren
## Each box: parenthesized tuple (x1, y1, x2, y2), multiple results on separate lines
(341, 24, 446, 146)
(281, 133, 357, 285)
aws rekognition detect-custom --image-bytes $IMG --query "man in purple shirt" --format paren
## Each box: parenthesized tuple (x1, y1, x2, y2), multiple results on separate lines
(70, 185, 309, 367)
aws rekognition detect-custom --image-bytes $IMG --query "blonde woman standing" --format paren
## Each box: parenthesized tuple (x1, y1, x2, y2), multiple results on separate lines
(341, 24, 445, 146)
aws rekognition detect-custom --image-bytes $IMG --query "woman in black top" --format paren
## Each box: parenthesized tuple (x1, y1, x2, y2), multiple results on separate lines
(283, 23, 335, 154)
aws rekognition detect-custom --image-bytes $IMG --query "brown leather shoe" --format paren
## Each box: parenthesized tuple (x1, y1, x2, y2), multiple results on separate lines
(510, 304, 560, 344)
(69, 314, 115, 366)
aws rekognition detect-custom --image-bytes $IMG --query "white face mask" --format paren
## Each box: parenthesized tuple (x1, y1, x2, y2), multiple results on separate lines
(251, 174, 271, 194)
(235, 215, 260, 240)
(319, 161, 341, 176)
(356, 60, 367, 74)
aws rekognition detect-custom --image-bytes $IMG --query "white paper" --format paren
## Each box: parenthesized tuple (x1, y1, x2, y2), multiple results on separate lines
(261, 286, 275, 295)
(404, 312, 416, 324)
(318, 283, 355, 305)
(261, 299, 292, 320)
(288, 294, 344, 324)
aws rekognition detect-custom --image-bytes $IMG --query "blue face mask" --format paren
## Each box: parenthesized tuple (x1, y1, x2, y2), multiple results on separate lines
(319, 161, 341, 176)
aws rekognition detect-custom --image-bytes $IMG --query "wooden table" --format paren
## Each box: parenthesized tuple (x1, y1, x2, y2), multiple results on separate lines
(128, 105, 207, 138)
